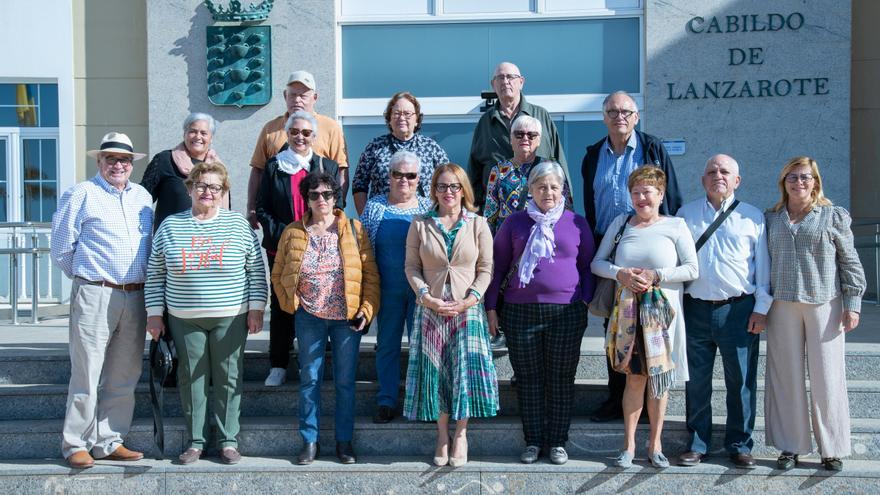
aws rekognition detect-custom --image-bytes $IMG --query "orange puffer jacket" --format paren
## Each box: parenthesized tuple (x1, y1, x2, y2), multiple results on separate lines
(271, 209, 380, 322)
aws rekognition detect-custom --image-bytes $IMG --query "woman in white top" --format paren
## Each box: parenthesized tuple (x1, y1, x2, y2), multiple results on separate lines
(591, 165, 698, 468)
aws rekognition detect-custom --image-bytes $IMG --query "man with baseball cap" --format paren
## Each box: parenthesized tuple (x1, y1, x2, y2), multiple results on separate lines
(246, 70, 349, 230)
(51, 132, 154, 468)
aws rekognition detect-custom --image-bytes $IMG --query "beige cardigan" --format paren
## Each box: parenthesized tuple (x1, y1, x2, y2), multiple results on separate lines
(405, 213, 493, 301)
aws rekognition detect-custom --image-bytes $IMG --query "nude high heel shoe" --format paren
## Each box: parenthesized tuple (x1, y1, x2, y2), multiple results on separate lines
(433, 435, 450, 466)
(449, 436, 468, 467)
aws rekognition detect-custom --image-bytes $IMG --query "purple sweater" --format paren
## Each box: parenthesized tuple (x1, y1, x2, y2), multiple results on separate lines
(485, 210, 596, 310)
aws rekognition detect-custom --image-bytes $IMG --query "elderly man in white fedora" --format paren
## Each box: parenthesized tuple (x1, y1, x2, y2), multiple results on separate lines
(51, 132, 154, 469)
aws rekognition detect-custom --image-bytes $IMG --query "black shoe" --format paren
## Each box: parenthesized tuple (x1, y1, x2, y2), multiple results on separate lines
(490, 332, 507, 349)
(822, 457, 843, 471)
(510, 374, 517, 387)
(776, 451, 798, 470)
(730, 453, 757, 469)
(336, 441, 357, 464)
(297, 442, 319, 465)
(677, 451, 704, 466)
(590, 401, 623, 422)
(373, 405, 396, 424)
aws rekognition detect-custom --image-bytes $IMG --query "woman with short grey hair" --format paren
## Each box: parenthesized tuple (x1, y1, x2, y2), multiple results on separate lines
(257, 109, 343, 387)
(141, 111, 227, 228)
(483, 116, 572, 234)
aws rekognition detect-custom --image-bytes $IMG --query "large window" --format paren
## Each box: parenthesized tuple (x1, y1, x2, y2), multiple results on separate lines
(338, 5, 643, 215)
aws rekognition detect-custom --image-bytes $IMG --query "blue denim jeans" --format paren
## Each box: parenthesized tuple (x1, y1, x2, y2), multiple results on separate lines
(683, 294, 759, 454)
(295, 308, 362, 443)
(374, 286, 416, 407)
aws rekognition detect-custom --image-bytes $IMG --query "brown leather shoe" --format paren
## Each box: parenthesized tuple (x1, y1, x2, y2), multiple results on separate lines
(67, 451, 95, 469)
(103, 445, 144, 461)
(730, 453, 757, 469)
(677, 451, 704, 466)
(220, 447, 241, 465)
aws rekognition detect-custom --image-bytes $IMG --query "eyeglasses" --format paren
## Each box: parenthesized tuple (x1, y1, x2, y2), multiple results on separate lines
(391, 110, 416, 119)
(103, 156, 133, 166)
(493, 74, 522, 82)
(288, 128, 313, 137)
(308, 190, 334, 201)
(194, 182, 223, 194)
(435, 183, 462, 193)
(513, 131, 540, 140)
(605, 109, 637, 119)
(785, 173, 815, 183)
(392, 171, 418, 181)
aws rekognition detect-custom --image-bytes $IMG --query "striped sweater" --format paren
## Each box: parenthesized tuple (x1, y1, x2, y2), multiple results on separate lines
(145, 208, 268, 318)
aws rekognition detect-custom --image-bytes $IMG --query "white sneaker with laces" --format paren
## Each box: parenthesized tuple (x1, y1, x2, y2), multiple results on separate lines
(264, 367, 287, 387)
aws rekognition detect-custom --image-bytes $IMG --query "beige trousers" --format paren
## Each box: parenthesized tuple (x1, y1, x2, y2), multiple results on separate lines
(61, 279, 147, 458)
(765, 297, 850, 457)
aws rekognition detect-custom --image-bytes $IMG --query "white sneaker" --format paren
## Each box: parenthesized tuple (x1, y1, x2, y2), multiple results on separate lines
(264, 367, 286, 387)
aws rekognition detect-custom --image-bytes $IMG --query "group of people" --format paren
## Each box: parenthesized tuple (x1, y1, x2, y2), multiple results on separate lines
(51, 63, 865, 474)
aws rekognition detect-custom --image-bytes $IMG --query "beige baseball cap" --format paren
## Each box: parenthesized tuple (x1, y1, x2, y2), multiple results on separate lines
(286, 70, 316, 90)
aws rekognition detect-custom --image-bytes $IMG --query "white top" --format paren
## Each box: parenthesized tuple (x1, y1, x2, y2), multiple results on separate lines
(677, 194, 773, 314)
(591, 214, 698, 383)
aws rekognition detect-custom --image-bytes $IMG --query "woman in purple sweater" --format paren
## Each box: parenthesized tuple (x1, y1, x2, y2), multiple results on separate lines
(485, 161, 596, 465)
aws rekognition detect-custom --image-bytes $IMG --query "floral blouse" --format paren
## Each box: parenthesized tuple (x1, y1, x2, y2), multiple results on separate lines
(352, 133, 449, 199)
(484, 158, 573, 233)
(296, 225, 347, 320)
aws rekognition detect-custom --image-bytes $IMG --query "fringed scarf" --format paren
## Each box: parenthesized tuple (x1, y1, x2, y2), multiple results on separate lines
(516, 199, 565, 287)
(606, 285, 676, 398)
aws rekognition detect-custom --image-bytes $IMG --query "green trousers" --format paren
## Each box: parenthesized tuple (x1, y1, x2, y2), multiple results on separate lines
(169, 313, 247, 450)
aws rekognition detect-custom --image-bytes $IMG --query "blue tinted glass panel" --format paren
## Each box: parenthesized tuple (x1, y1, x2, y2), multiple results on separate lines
(342, 19, 639, 98)
(22, 140, 40, 180)
(0, 85, 16, 104)
(557, 118, 608, 215)
(39, 84, 59, 127)
(0, 139, 6, 221)
(418, 122, 477, 172)
(41, 183, 57, 222)
(0, 139, 6, 181)
(40, 140, 57, 180)
(23, 182, 40, 222)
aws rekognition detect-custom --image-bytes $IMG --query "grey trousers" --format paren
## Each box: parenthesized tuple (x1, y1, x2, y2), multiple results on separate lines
(765, 297, 851, 457)
(61, 279, 147, 458)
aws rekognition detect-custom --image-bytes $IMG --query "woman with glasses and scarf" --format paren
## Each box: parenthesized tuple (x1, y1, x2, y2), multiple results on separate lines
(404, 164, 499, 468)
(764, 156, 865, 472)
(483, 116, 573, 234)
(145, 162, 267, 465)
(352, 92, 449, 216)
(484, 161, 595, 465)
(256, 111, 342, 388)
(591, 165, 698, 469)
(272, 171, 379, 465)
(361, 150, 432, 424)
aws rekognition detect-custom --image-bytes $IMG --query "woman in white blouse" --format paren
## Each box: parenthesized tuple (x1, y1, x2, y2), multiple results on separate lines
(591, 165, 698, 469)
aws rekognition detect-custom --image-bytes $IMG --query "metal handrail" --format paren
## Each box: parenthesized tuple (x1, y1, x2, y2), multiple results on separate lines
(0, 222, 54, 324)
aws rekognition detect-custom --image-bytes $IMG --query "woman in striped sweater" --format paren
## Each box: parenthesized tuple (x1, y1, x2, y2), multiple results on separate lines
(145, 162, 268, 465)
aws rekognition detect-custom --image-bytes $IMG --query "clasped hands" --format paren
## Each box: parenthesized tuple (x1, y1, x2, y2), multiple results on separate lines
(423, 294, 478, 319)
(615, 267, 658, 294)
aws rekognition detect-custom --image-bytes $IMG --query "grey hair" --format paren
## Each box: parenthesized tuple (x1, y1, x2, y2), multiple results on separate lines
(284, 110, 319, 138)
(602, 91, 639, 113)
(511, 115, 542, 135)
(183, 112, 216, 134)
(528, 160, 566, 188)
(389, 150, 420, 172)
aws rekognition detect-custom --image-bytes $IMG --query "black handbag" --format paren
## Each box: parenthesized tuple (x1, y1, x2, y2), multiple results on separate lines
(149, 326, 177, 459)
(588, 215, 631, 318)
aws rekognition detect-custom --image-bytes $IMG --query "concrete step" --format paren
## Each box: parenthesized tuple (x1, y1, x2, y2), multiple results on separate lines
(2, 341, 879, 384)
(2, 379, 879, 422)
(1, 456, 878, 494)
(2, 415, 878, 462)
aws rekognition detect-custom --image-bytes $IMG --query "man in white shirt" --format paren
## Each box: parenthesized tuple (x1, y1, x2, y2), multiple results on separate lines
(676, 154, 771, 469)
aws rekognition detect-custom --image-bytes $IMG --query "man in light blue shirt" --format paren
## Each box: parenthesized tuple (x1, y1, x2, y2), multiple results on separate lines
(51, 132, 153, 469)
(676, 154, 771, 469)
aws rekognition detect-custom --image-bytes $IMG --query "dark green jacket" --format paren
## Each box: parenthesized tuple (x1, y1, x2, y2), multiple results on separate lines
(467, 94, 568, 210)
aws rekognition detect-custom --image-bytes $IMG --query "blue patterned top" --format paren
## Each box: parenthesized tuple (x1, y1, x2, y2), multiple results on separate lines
(361, 193, 432, 245)
(352, 133, 449, 199)
(51, 175, 154, 285)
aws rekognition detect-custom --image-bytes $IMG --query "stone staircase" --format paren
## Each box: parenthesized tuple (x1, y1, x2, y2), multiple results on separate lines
(0, 332, 879, 493)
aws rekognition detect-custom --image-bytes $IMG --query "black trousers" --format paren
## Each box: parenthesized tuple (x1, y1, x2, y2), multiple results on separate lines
(267, 255, 295, 368)
(502, 302, 587, 447)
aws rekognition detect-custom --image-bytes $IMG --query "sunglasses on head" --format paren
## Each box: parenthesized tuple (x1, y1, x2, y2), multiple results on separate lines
(391, 170, 418, 180)
(289, 128, 313, 137)
(308, 190, 334, 201)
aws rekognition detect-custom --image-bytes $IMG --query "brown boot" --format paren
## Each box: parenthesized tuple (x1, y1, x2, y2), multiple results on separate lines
(67, 451, 95, 469)
(103, 445, 144, 461)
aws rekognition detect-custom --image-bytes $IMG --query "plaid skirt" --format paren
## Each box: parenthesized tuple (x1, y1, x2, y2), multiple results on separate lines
(403, 287, 499, 421)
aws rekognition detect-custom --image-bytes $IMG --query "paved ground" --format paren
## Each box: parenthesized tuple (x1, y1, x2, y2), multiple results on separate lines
(0, 301, 877, 356)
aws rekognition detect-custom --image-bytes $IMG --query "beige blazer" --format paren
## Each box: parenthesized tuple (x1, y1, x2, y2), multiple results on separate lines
(405, 213, 493, 301)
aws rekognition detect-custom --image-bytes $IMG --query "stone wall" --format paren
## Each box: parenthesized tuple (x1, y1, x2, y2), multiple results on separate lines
(645, 0, 851, 209)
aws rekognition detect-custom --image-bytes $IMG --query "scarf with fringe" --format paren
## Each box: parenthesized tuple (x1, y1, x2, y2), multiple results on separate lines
(606, 285, 676, 398)
(517, 199, 565, 287)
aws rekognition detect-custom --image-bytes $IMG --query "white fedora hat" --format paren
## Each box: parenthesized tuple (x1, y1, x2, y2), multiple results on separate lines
(87, 132, 147, 160)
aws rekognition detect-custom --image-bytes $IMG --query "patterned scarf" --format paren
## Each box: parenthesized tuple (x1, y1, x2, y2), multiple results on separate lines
(606, 285, 676, 398)
(517, 199, 565, 287)
(171, 142, 221, 176)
